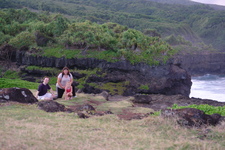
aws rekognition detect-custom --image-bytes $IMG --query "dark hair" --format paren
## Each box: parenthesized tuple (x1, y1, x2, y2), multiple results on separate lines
(42, 76, 49, 81)
(61, 67, 70, 76)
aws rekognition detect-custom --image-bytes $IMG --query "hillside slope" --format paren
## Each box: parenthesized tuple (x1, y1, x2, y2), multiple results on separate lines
(1, 0, 225, 51)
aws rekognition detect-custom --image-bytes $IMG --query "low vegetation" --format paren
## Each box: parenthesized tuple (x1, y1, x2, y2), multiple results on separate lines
(170, 104, 225, 116)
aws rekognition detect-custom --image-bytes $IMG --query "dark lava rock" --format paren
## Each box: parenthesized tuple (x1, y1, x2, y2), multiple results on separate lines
(144, 94, 225, 111)
(37, 100, 66, 112)
(0, 88, 38, 103)
(77, 112, 89, 119)
(132, 94, 152, 104)
(82, 84, 102, 94)
(162, 108, 222, 127)
(76, 104, 96, 112)
(86, 75, 105, 83)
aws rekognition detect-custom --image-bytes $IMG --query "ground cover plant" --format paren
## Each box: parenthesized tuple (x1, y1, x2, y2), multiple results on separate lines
(170, 104, 225, 116)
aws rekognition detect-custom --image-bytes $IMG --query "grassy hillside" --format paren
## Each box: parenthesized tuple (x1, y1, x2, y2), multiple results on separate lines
(0, 8, 178, 65)
(1, 0, 225, 51)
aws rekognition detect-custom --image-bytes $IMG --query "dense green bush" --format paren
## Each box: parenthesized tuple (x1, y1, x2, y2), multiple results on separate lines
(170, 104, 225, 116)
(0, 32, 11, 45)
(8, 31, 35, 48)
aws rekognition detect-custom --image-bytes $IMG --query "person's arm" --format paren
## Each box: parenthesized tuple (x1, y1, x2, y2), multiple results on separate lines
(70, 73, 73, 84)
(57, 74, 65, 89)
(35, 91, 39, 98)
(70, 85, 73, 93)
(50, 88, 54, 94)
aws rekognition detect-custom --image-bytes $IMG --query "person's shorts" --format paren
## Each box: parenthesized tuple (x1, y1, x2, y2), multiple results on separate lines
(38, 93, 52, 100)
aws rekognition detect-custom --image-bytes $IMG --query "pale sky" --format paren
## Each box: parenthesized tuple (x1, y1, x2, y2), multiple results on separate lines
(191, 0, 225, 6)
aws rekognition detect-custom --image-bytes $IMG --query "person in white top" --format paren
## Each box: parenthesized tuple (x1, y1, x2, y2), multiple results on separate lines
(56, 67, 76, 98)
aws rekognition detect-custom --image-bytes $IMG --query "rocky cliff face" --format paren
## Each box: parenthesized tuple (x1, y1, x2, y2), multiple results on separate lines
(14, 50, 192, 97)
(173, 52, 225, 76)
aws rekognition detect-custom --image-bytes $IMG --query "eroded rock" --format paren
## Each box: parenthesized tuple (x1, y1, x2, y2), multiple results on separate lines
(0, 88, 38, 103)
(162, 108, 222, 127)
(37, 100, 66, 112)
(132, 94, 152, 104)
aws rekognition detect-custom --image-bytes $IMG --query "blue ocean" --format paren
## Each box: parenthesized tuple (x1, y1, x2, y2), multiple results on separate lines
(190, 74, 225, 102)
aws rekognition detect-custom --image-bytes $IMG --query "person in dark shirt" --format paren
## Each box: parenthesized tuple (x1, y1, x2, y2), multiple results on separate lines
(35, 77, 56, 100)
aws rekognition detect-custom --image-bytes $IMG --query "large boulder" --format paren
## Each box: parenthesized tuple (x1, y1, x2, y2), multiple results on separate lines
(162, 108, 222, 127)
(0, 88, 38, 103)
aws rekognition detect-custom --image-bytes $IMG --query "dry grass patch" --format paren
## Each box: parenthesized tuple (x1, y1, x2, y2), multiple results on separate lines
(1, 102, 225, 150)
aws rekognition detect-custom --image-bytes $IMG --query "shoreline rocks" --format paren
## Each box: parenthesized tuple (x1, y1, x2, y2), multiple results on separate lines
(132, 94, 225, 111)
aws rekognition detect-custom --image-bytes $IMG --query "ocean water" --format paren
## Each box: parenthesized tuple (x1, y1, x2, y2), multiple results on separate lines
(190, 74, 225, 102)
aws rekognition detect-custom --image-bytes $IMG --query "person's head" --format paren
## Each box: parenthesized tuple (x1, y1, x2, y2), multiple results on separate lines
(66, 81, 71, 87)
(62, 67, 70, 75)
(43, 77, 49, 84)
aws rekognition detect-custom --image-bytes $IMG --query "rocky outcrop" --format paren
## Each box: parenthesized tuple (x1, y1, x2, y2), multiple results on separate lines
(37, 100, 66, 112)
(15, 51, 192, 97)
(132, 94, 225, 111)
(173, 52, 225, 76)
(132, 94, 152, 104)
(162, 108, 222, 127)
(0, 88, 38, 103)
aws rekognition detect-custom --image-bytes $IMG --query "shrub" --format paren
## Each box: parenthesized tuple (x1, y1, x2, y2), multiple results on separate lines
(170, 104, 225, 116)
(8, 31, 35, 48)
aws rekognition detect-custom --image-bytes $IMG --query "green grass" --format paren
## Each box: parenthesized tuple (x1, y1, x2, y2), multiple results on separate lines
(0, 78, 38, 89)
(26, 66, 60, 76)
(138, 84, 149, 90)
(42, 47, 81, 59)
(2, 70, 20, 79)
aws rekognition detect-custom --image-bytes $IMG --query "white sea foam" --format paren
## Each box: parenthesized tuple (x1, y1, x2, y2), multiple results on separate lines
(190, 74, 225, 102)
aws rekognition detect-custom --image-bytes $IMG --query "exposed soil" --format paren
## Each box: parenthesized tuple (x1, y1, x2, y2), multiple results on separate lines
(67, 98, 151, 120)
(117, 109, 152, 120)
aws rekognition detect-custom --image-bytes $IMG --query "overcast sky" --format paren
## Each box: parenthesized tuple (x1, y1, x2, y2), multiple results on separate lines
(191, 0, 225, 6)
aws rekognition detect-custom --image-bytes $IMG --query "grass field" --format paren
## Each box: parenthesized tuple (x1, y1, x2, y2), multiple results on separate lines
(1, 92, 225, 150)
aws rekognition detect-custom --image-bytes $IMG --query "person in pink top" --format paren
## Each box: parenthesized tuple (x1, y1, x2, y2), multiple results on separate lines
(65, 81, 73, 100)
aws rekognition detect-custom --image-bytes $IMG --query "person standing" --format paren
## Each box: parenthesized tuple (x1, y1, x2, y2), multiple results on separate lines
(36, 77, 56, 100)
(56, 67, 76, 98)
